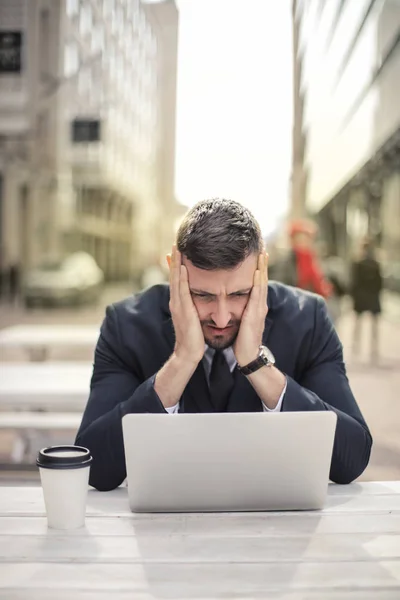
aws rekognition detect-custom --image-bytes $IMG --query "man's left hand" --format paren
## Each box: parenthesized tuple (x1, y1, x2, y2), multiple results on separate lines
(233, 252, 269, 367)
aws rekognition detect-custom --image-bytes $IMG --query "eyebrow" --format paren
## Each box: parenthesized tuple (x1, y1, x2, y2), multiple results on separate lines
(190, 288, 252, 296)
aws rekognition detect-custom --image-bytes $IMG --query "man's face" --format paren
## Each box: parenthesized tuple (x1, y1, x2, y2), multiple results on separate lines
(182, 253, 258, 350)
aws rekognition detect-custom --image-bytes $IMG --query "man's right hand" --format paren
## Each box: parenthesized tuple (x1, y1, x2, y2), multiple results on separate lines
(168, 245, 204, 365)
(154, 246, 204, 409)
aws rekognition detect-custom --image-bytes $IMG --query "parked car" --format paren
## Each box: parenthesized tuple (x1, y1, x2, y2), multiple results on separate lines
(23, 252, 104, 307)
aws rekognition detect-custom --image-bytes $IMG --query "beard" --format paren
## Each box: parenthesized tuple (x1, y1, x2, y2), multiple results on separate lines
(201, 320, 240, 350)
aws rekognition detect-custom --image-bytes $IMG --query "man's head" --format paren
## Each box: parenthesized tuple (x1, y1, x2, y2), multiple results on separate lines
(174, 198, 264, 350)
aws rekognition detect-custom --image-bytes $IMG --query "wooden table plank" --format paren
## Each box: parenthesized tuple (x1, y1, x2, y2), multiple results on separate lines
(2, 532, 400, 563)
(0, 325, 99, 348)
(0, 363, 92, 411)
(0, 561, 399, 593)
(1, 513, 399, 536)
(1, 486, 399, 517)
(0, 482, 399, 598)
(1, 591, 400, 600)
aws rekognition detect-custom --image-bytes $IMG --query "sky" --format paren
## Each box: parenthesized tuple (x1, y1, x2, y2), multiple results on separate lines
(174, 0, 293, 237)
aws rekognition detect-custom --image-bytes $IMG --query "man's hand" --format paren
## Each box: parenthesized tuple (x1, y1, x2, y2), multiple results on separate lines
(168, 245, 205, 365)
(233, 252, 269, 367)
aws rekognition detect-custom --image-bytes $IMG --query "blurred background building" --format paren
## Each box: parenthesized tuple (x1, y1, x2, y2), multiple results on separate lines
(0, 0, 181, 284)
(290, 0, 308, 220)
(292, 0, 400, 270)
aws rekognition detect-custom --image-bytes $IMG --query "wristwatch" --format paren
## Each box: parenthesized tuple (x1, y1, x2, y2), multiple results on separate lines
(237, 345, 276, 376)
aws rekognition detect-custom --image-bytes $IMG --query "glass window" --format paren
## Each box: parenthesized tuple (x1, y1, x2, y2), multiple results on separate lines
(103, 0, 115, 18)
(66, 0, 79, 17)
(64, 40, 79, 77)
(39, 8, 50, 79)
(116, 5, 125, 35)
(78, 67, 93, 96)
(91, 25, 105, 53)
(80, 3, 93, 35)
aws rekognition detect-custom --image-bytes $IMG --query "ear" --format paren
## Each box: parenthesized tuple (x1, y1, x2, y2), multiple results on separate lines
(166, 254, 172, 268)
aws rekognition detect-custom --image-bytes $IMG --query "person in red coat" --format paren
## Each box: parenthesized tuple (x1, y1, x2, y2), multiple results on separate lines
(287, 220, 332, 298)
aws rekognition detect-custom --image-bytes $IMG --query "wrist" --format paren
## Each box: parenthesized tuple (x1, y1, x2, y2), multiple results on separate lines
(173, 348, 203, 369)
(235, 347, 260, 368)
(154, 352, 200, 410)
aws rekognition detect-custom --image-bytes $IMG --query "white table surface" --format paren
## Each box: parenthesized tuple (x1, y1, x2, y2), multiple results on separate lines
(0, 482, 399, 599)
(0, 362, 92, 411)
(0, 325, 99, 349)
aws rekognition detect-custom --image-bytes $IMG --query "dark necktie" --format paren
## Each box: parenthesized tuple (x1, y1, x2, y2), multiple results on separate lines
(209, 350, 234, 412)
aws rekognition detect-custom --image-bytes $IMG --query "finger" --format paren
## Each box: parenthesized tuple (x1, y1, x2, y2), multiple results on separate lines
(170, 245, 181, 306)
(261, 253, 269, 310)
(179, 265, 195, 311)
(261, 252, 268, 286)
(256, 254, 267, 313)
(264, 252, 269, 286)
(250, 269, 261, 300)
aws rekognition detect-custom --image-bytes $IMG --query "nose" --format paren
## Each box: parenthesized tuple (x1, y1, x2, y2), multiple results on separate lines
(211, 299, 231, 329)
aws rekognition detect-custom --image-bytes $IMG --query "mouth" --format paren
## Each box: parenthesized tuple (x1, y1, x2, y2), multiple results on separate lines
(206, 325, 233, 336)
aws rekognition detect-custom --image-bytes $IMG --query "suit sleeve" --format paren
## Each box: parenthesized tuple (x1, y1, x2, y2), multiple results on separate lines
(282, 298, 372, 484)
(75, 304, 166, 491)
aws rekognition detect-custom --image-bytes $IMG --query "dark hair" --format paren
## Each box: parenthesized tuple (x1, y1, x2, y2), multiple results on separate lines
(176, 198, 263, 270)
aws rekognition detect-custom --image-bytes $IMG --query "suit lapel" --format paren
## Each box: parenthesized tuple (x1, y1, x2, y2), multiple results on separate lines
(261, 315, 273, 346)
(161, 316, 175, 356)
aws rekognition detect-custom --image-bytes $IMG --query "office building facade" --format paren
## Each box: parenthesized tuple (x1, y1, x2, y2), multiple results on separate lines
(293, 0, 400, 263)
(0, 0, 179, 282)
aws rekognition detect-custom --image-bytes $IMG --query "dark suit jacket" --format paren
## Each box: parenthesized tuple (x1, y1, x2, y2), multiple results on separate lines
(76, 282, 372, 491)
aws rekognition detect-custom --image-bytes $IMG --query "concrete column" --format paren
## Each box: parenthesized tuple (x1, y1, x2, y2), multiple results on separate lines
(1, 166, 20, 268)
(381, 171, 400, 259)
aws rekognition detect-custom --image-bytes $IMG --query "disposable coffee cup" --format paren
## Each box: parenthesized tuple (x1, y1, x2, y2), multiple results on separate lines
(36, 445, 93, 530)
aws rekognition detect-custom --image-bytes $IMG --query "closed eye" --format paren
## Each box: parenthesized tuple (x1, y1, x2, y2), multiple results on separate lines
(191, 293, 215, 300)
(230, 292, 250, 297)
(191, 292, 250, 299)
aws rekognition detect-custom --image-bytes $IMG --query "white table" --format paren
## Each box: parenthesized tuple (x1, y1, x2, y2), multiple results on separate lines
(0, 482, 399, 599)
(0, 325, 100, 361)
(0, 362, 92, 411)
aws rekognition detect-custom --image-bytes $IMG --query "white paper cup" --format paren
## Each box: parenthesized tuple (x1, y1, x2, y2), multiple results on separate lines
(37, 445, 93, 530)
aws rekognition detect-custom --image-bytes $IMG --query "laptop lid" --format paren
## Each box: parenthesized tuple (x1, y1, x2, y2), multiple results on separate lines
(122, 411, 337, 513)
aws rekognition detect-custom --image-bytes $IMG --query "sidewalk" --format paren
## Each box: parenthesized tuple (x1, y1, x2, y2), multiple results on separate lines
(338, 310, 400, 481)
(382, 289, 400, 323)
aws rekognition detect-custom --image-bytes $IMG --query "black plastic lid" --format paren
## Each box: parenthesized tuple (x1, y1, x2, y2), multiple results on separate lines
(36, 445, 93, 470)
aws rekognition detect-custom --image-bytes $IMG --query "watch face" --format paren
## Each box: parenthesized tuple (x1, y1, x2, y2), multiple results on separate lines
(260, 345, 275, 364)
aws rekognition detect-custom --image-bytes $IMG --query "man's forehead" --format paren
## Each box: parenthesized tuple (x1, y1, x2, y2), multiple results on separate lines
(184, 259, 256, 294)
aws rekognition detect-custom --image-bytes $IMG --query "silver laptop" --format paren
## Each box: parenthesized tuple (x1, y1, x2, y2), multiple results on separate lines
(122, 411, 337, 513)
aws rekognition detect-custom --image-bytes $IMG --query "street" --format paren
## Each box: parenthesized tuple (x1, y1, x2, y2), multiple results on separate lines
(0, 285, 400, 482)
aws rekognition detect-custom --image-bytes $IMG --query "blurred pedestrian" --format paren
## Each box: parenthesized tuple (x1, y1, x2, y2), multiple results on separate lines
(0, 245, 6, 302)
(321, 253, 348, 328)
(8, 260, 21, 305)
(271, 219, 332, 299)
(350, 240, 383, 361)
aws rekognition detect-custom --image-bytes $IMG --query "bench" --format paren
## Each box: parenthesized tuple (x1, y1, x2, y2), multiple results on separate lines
(0, 324, 100, 361)
(0, 412, 83, 464)
(0, 362, 92, 412)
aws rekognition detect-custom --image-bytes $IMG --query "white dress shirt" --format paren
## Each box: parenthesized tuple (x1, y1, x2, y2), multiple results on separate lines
(165, 346, 287, 413)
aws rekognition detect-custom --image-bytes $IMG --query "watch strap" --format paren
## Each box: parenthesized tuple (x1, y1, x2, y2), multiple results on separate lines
(237, 350, 270, 376)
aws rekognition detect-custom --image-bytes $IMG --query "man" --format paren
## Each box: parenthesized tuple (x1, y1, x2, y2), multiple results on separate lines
(76, 199, 372, 491)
